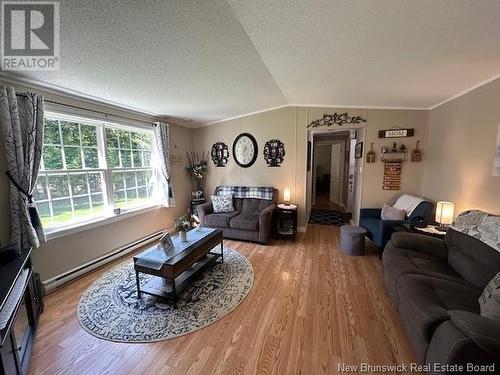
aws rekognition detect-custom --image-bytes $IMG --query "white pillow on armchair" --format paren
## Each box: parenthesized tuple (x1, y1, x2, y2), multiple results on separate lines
(381, 204, 406, 221)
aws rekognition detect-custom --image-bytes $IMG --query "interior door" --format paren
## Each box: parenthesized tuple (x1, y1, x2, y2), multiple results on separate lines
(329, 142, 344, 205)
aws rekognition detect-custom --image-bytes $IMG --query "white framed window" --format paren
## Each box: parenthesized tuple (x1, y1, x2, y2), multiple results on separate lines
(34, 112, 160, 233)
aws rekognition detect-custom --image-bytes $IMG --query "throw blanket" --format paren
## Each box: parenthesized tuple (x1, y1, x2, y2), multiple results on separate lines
(393, 194, 425, 217)
(450, 210, 500, 253)
(216, 185, 274, 201)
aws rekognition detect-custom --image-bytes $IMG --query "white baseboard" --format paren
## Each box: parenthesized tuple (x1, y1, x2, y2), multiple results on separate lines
(43, 230, 166, 293)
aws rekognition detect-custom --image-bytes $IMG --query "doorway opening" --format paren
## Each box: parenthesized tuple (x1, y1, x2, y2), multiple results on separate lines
(308, 128, 364, 226)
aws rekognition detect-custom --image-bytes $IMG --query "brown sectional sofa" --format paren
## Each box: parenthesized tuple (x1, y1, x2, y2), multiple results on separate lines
(382, 227, 500, 372)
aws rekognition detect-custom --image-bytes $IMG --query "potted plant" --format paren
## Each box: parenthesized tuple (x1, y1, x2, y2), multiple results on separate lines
(186, 151, 208, 198)
(175, 210, 195, 242)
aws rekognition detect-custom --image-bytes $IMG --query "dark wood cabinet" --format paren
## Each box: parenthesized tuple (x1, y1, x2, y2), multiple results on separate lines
(0, 248, 43, 375)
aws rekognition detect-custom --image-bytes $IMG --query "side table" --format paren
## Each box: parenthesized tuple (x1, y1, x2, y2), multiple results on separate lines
(275, 204, 298, 241)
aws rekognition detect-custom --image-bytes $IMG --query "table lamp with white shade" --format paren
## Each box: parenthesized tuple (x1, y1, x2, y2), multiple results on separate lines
(283, 187, 291, 206)
(435, 201, 454, 231)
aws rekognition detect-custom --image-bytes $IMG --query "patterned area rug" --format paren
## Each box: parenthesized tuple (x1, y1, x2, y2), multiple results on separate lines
(309, 209, 351, 226)
(77, 246, 253, 343)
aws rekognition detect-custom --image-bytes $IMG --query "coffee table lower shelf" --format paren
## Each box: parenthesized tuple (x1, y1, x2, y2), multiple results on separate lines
(136, 252, 222, 307)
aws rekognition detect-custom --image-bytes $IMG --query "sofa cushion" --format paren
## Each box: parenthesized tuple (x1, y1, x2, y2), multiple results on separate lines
(233, 198, 244, 212)
(396, 274, 481, 363)
(381, 204, 406, 220)
(383, 242, 467, 305)
(230, 213, 260, 231)
(242, 198, 270, 213)
(479, 272, 500, 320)
(359, 217, 379, 237)
(446, 228, 500, 290)
(211, 194, 234, 213)
(204, 212, 239, 228)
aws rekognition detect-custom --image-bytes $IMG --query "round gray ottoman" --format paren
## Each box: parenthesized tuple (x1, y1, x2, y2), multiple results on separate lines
(340, 225, 367, 256)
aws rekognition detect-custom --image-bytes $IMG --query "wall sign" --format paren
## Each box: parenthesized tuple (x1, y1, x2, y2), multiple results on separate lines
(307, 113, 366, 128)
(383, 161, 402, 190)
(378, 128, 415, 138)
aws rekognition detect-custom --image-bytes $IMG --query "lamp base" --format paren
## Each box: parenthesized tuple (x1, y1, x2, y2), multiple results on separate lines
(437, 224, 448, 232)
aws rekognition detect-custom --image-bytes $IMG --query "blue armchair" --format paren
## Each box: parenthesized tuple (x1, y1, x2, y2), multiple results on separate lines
(360, 201, 434, 249)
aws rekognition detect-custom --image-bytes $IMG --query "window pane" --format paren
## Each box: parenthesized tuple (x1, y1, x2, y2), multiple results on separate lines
(107, 148, 120, 168)
(124, 171, 136, 189)
(121, 150, 132, 167)
(112, 172, 124, 191)
(115, 191, 126, 207)
(106, 128, 119, 148)
(65, 146, 82, 169)
(119, 130, 131, 149)
(132, 150, 142, 167)
(34, 177, 48, 201)
(88, 173, 102, 193)
(37, 202, 52, 227)
(91, 193, 104, 206)
(43, 146, 63, 170)
(80, 124, 97, 146)
(83, 147, 99, 168)
(131, 132, 142, 149)
(52, 199, 72, 217)
(48, 175, 69, 198)
(136, 170, 146, 186)
(141, 133, 152, 150)
(61, 122, 80, 146)
(138, 187, 148, 199)
(126, 189, 137, 200)
(73, 196, 90, 210)
(44, 119, 60, 144)
(143, 151, 151, 167)
(69, 174, 88, 196)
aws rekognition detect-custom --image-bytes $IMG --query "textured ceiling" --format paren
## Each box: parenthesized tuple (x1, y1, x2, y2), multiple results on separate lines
(6, 0, 500, 125)
(228, 0, 500, 110)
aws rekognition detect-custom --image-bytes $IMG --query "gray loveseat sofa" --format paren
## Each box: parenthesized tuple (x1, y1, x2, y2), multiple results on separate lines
(382, 210, 500, 372)
(197, 186, 277, 244)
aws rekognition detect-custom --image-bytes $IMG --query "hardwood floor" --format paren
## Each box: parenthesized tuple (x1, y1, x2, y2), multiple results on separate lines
(29, 225, 416, 375)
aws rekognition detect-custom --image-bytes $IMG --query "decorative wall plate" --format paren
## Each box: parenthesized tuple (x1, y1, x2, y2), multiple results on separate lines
(211, 142, 229, 167)
(307, 113, 366, 128)
(233, 133, 258, 168)
(263, 139, 285, 167)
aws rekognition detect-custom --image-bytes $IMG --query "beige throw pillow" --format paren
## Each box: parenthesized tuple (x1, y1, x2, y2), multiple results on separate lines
(479, 272, 500, 320)
(381, 204, 406, 221)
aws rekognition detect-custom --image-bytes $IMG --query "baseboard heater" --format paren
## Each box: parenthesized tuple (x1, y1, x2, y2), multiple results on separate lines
(43, 230, 165, 293)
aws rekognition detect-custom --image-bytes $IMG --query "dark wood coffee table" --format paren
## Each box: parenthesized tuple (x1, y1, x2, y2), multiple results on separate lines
(133, 227, 223, 308)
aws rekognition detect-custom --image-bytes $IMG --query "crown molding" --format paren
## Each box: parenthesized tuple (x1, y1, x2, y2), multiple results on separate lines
(198, 104, 290, 127)
(428, 73, 500, 110)
(0, 73, 161, 118)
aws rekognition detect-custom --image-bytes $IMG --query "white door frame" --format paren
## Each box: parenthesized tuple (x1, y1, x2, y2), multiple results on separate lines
(307, 126, 366, 225)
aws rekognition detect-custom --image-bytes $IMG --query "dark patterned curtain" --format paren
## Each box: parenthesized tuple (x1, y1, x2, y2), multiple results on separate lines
(153, 121, 174, 207)
(0, 86, 46, 248)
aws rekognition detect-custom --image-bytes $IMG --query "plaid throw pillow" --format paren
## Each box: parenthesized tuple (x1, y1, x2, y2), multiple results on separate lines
(211, 194, 234, 213)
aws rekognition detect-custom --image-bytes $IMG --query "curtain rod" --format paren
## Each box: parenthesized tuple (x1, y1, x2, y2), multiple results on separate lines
(43, 99, 156, 126)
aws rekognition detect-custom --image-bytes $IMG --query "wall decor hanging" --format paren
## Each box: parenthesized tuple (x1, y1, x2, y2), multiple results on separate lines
(493, 124, 500, 176)
(383, 161, 402, 190)
(381, 142, 408, 161)
(263, 139, 285, 167)
(366, 142, 376, 163)
(307, 113, 366, 128)
(354, 142, 363, 159)
(378, 128, 415, 138)
(211, 142, 229, 167)
(411, 140, 422, 162)
(233, 133, 258, 168)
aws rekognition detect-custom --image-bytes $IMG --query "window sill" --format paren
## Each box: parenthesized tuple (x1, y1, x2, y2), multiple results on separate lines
(45, 204, 164, 241)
